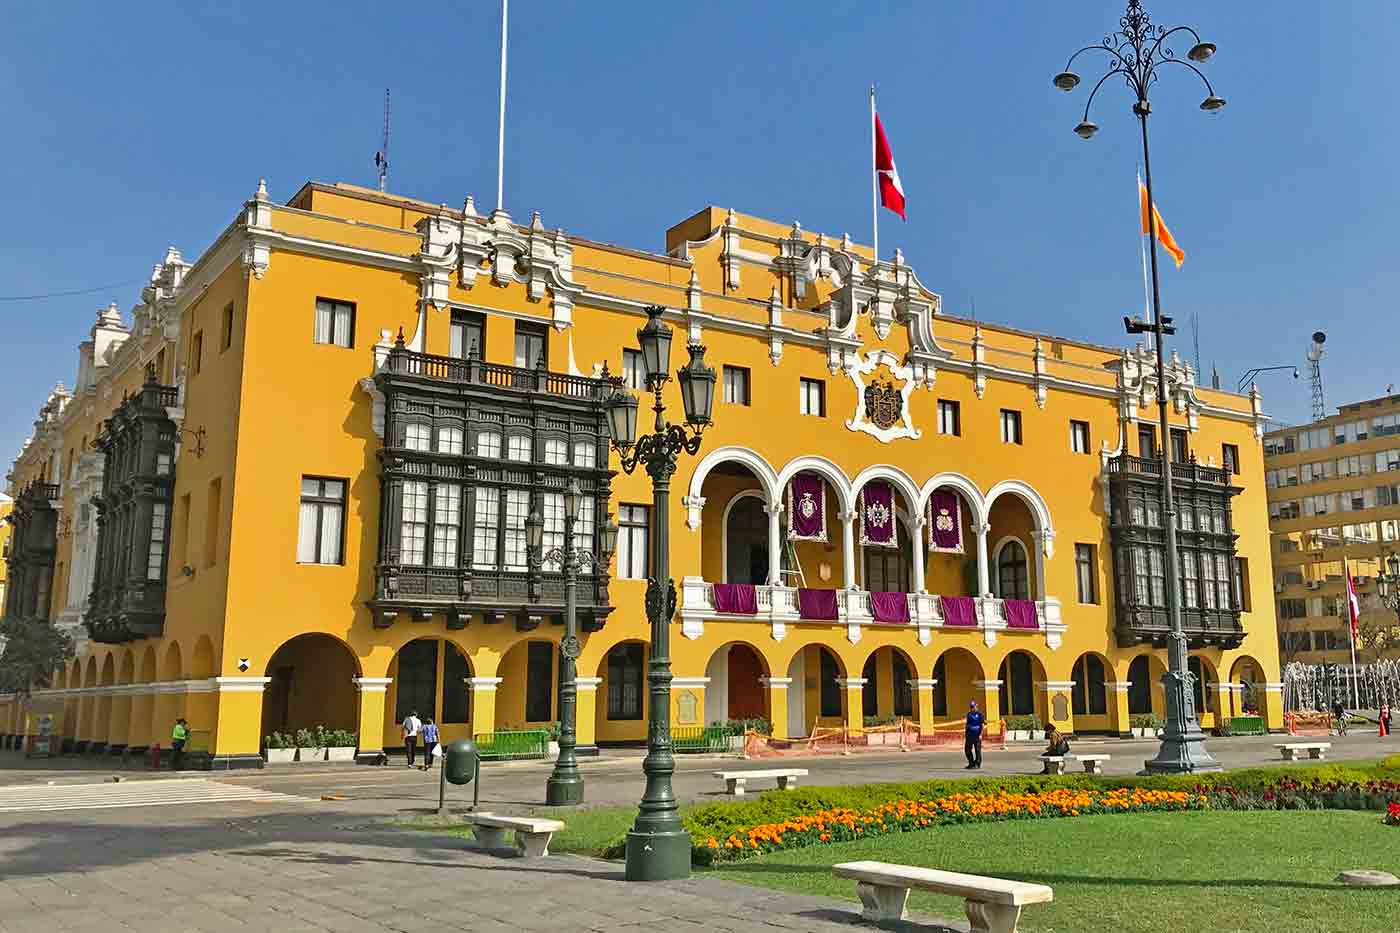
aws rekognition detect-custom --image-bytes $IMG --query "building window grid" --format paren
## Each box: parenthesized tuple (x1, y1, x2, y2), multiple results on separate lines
(622, 349, 645, 390)
(1070, 420, 1091, 454)
(506, 435, 532, 462)
(799, 378, 825, 417)
(146, 503, 168, 581)
(476, 431, 502, 459)
(503, 489, 530, 571)
(404, 423, 432, 452)
(314, 299, 354, 348)
(431, 484, 461, 568)
(938, 399, 961, 436)
(723, 366, 751, 405)
(472, 487, 500, 569)
(1000, 409, 1023, 445)
(1222, 443, 1240, 476)
(1074, 543, 1097, 604)
(437, 427, 465, 455)
(297, 477, 346, 565)
(572, 440, 596, 468)
(617, 504, 649, 580)
(400, 481, 429, 566)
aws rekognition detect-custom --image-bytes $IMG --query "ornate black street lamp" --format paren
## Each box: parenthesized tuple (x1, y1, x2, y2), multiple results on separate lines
(603, 304, 716, 882)
(1055, 0, 1225, 773)
(1376, 554, 1400, 621)
(526, 477, 618, 807)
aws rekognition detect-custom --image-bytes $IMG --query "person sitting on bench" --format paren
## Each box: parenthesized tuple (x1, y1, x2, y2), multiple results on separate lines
(1040, 728, 1070, 759)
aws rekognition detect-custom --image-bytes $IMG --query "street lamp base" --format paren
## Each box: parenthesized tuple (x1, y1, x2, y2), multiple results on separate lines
(623, 828, 692, 882)
(1143, 733, 1223, 775)
(545, 775, 585, 807)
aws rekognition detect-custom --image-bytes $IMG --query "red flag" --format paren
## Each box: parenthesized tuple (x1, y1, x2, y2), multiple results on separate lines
(1345, 561, 1361, 642)
(874, 113, 905, 220)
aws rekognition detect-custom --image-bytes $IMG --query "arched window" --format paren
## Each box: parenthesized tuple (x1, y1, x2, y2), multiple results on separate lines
(1127, 655, 1152, 714)
(606, 643, 645, 720)
(932, 656, 948, 716)
(1072, 655, 1108, 716)
(891, 653, 913, 718)
(725, 496, 769, 585)
(997, 653, 1035, 716)
(395, 639, 438, 723)
(996, 540, 1030, 600)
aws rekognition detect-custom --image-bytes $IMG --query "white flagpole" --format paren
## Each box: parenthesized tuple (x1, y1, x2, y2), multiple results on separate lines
(496, 0, 509, 212)
(871, 85, 879, 266)
(1345, 556, 1361, 710)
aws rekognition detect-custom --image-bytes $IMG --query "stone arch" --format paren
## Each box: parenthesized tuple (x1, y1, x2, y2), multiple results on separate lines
(1229, 654, 1265, 716)
(160, 642, 183, 681)
(850, 464, 923, 516)
(984, 479, 1054, 541)
(1069, 651, 1112, 722)
(138, 646, 158, 683)
(703, 640, 771, 725)
(860, 644, 918, 721)
(687, 445, 780, 508)
(384, 638, 475, 742)
(997, 649, 1048, 720)
(67, 658, 81, 689)
(918, 472, 988, 526)
(117, 649, 135, 685)
(721, 490, 769, 584)
(262, 633, 361, 737)
(99, 653, 116, 686)
(495, 637, 561, 729)
(932, 647, 985, 722)
(1189, 654, 1220, 721)
(991, 535, 1032, 600)
(83, 655, 98, 687)
(596, 639, 649, 743)
(190, 636, 216, 679)
(775, 455, 855, 515)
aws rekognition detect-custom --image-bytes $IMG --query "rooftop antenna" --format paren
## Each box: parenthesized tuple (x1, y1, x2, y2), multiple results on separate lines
(1306, 330, 1327, 420)
(1191, 311, 1201, 377)
(374, 89, 390, 192)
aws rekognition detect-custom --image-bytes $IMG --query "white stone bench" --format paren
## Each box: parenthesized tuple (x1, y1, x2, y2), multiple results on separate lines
(1275, 742, 1331, 761)
(461, 813, 565, 857)
(833, 860, 1053, 932)
(1039, 754, 1110, 775)
(712, 768, 808, 796)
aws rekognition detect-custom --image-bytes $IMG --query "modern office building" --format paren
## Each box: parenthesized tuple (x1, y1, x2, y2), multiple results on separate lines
(1264, 394, 1400, 664)
(1, 179, 1284, 766)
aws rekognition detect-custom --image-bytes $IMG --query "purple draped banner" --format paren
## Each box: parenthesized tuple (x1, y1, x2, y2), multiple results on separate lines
(927, 490, 963, 554)
(787, 472, 827, 542)
(860, 482, 897, 548)
(870, 590, 911, 624)
(713, 583, 758, 615)
(939, 595, 977, 627)
(797, 587, 839, 621)
(1004, 599, 1039, 630)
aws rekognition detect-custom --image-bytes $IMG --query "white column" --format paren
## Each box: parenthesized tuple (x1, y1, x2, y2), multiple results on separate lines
(766, 501, 784, 585)
(575, 676, 602, 694)
(840, 509, 858, 589)
(976, 522, 992, 597)
(911, 514, 926, 594)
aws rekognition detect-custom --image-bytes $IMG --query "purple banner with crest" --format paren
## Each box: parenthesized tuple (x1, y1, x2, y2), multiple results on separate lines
(787, 472, 827, 542)
(860, 482, 897, 548)
(927, 490, 963, 554)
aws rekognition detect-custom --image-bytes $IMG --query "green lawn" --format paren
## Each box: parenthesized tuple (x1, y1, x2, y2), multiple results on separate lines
(710, 810, 1400, 933)
(407, 803, 638, 856)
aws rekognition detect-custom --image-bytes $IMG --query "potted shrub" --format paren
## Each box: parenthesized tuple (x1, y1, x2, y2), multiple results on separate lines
(264, 732, 296, 764)
(294, 727, 325, 763)
(1129, 713, 1162, 738)
(1027, 715, 1045, 742)
(324, 728, 357, 762)
(546, 722, 561, 760)
(1004, 715, 1034, 742)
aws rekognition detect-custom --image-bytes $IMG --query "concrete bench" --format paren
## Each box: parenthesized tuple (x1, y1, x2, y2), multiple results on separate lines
(462, 813, 565, 857)
(833, 860, 1053, 932)
(1039, 754, 1110, 775)
(712, 768, 808, 796)
(1275, 742, 1331, 761)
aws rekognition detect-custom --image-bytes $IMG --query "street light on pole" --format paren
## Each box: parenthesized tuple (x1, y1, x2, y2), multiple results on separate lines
(603, 304, 716, 882)
(526, 477, 618, 807)
(1056, 0, 1225, 774)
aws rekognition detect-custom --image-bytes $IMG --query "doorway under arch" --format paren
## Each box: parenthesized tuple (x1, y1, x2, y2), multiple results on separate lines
(997, 650, 1047, 720)
(703, 642, 769, 726)
(262, 634, 361, 738)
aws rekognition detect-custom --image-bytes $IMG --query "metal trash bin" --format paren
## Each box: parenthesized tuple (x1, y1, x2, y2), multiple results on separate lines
(439, 739, 480, 813)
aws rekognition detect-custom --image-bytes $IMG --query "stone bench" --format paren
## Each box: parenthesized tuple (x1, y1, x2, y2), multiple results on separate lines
(1275, 742, 1331, 761)
(833, 860, 1053, 932)
(461, 813, 565, 857)
(1040, 754, 1110, 775)
(712, 768, 808, 796)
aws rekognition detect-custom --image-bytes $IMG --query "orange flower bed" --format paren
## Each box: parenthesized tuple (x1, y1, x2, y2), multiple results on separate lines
(702, 787, 1205, 862)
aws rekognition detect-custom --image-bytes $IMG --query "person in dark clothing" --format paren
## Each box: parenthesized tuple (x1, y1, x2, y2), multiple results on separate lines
(1040, 728, 1071, 759)
(1332, 700, 1348, 736)
(964, 701, 984, 769)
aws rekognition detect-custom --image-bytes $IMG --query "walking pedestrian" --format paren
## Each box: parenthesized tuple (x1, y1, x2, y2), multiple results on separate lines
(170, 718, 189, 771)
(1381, 702, 1391, 738)
(964, 701, 984, 770)
(402, 710, 422, 768)
(421, 718, 440, 771)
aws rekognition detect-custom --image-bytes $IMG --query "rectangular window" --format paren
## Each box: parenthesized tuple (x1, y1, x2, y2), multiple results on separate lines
(400, 481, 428, 566)
(449, 311, 485, 360)
(937, 399, 961, 436)
(799, 378, 825, 417)
(220, 303, 234, 351)
(572, 440, 596, 468)
(442, 646, 471, 724)
(1170, 428, 1189, 463)
(1148, 546, 1166, 606)
(313, 299, 355, 348)
(192, 332, 203, 375)
(404, 423, 431, 451)
(617, 504, 649, 580)
(1378, 449, 1400, 472)
(622, 348, 645, 390)
(504, 489, 530, 570)
(541, 493, 566, 570)
(572, 496, 595, 571)
(156, 453, 172, 476)
(1182, 550, 1199, 609)
(607, 644, 643, 719)
(471, 487, 500, 569)
(526, 642, 554, 723)
(1235, 557, 1251, 611)
(437, 426, 464, 455)
(543, 439, 568, 465)
(146, 503, 168, 581)
(1138, 425, 1156, 458)
(297, 477, 345, 565)
(1070, 420, 1091, 454)
(723, 366, 751, 406)
(1222, 443, 1240, 475)
(476, 431, 502, 459)
(432, 484, 461, 567)
(506, 435, 532, 462)
(1074, 543, 1097, 604)
(999, 409, 1022, 445)
(819, 649, 841, 717)
(513, 322, 548, 368)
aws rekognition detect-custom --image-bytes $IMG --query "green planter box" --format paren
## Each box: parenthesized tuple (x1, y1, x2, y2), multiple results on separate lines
(1228, 715, 1266, 736)
(472, 729, 549, 760)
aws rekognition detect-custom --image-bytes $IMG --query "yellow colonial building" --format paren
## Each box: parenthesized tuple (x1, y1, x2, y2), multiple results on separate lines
(1, 179, 1283, 766)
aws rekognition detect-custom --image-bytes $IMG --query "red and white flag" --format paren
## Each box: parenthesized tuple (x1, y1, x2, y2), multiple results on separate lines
(874, 112, 905, 220)
(1345, 560, 1361, 642)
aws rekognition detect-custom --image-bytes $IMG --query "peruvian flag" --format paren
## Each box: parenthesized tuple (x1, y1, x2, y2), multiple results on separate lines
(874, 112, 906, 220)
(1345, 560, 1361, 642)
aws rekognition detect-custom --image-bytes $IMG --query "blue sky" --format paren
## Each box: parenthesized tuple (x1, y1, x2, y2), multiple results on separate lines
(2, 2, 1395, 465)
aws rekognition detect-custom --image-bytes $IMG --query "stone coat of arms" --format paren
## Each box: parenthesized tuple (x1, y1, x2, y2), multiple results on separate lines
(863, 379, 903, 430)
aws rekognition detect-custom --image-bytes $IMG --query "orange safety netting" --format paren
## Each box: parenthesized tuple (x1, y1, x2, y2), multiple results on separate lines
(740, 718, 1007, 759)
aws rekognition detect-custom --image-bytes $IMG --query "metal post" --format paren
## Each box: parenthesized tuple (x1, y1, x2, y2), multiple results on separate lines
(437, 757, 447, 816)
(546, 510, 584, 806)
(1139, 104, 1219, 774)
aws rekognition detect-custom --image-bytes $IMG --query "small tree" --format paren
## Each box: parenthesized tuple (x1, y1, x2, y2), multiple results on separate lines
(1358, 614, 1400, 662)
(0, 617, 75, 696)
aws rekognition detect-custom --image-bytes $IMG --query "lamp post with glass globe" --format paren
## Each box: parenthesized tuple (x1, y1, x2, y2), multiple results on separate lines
(1054, 0, 1225, 774)
(601, 304, 716, 882)
(1376, 554, 1400, 621)
(525, 477, 618, 807)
